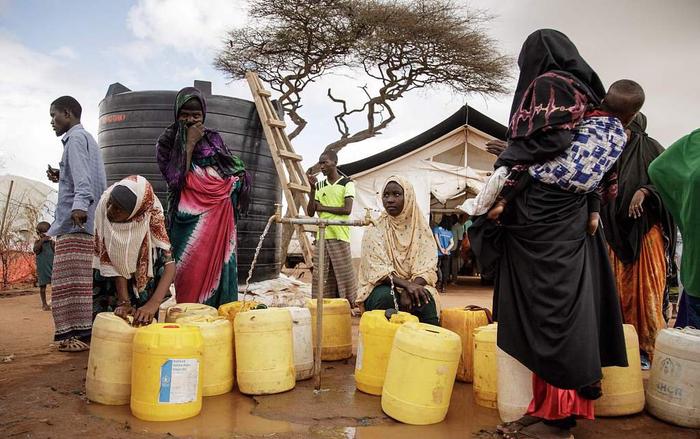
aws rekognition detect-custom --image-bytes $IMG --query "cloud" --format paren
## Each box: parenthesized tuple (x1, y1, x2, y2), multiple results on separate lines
(0, 0, 11, 16)
(0, 35, 102, 184)
(111, 39, 161, 64)
(126, 0, 248, 57)
(51, 45, 78, 60)
(173, 66, 204, 82)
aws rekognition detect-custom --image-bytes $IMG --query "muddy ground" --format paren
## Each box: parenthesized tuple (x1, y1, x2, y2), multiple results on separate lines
(1, 279, 697, 439)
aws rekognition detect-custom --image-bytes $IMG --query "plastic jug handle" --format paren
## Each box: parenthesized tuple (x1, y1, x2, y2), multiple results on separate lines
(463, 305, 493, 323)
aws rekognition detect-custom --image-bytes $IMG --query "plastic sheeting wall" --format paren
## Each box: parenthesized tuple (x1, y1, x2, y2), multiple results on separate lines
(347, 126, 496, 258)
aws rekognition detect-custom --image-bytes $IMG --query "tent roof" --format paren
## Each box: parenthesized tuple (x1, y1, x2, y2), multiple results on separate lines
(338, 105, 507, 176)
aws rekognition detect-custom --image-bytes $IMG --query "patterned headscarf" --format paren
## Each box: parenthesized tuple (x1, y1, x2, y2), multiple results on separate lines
(93, 175, 171, 291)
(175, 87, 207, 121)
(156, 87, 250, 224)
(356, 176, 439, 305)
(497, 29, 605, 166)
(509, 29, 605, 120)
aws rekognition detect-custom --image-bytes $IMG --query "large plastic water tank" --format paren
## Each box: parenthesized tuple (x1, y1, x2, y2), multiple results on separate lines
(98, 81, 281, 282)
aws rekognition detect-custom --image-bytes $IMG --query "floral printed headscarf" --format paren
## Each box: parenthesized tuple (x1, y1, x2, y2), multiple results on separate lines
(356, 176, 439, 304)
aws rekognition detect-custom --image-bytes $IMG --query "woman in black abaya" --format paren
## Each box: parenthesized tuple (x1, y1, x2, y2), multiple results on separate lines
(472, 30, 628, 439)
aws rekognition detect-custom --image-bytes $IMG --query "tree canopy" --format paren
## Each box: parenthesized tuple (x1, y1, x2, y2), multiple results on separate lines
(215, 0, 510, 157)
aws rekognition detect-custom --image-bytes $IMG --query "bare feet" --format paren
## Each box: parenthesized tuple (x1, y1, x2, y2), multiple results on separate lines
(42, 304, 51, 311)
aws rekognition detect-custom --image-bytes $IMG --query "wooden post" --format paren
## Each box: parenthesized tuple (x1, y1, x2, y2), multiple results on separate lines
(313, 224, 326, 391)
(0, 180, 15, 236)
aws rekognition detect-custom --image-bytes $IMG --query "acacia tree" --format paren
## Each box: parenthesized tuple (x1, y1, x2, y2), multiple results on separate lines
(215, 0, 509, 158)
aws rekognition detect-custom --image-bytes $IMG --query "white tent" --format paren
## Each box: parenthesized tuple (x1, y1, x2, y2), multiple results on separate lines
(338, 106, 506, 258)
(0, 175, 57, 244)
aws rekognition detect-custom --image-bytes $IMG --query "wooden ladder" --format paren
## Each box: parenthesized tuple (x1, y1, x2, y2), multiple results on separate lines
(246, 71, 314, 267)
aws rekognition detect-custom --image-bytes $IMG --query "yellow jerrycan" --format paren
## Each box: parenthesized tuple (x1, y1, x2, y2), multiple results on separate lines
(381, 322, 462, 425)
(595, 324, 645, 416)
(288, 306, 314, 381)
(646, 327, 700, 428)
(165, 303, 218, 322)
(218, 300, 264, 373)
(234, 308, 296, 395)
(355, 310, 419, 395)
(440, 305, 493, 382)
(176, 315, 234, 397)
(218, 300, 263, 321)
(86, 312, 138, 405)
(473, 322, 498, 409)
(130, 323, 203, 421)
(307, 298, 353, 361)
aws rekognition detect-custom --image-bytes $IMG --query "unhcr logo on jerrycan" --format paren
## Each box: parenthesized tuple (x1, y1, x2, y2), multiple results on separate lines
(655, 357, 683, 400)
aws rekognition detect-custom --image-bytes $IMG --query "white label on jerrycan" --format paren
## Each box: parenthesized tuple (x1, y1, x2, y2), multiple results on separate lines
(159, 359, 199, 404)
(356, 335, 364, 371)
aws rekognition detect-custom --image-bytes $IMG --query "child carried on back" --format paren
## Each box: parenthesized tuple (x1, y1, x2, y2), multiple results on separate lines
(464, 79, 645, 231)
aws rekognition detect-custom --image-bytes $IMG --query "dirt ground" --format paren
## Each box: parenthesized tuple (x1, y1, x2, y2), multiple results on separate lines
(1, 279, 697, 439)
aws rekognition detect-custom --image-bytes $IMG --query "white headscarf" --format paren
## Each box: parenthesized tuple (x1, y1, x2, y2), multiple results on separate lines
(93, 175, 170, 290)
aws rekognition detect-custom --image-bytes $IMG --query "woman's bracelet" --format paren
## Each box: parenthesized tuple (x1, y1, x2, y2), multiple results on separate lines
(116, 300, 131, 307)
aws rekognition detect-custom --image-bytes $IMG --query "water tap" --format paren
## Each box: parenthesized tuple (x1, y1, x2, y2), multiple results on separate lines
(362, 208, 376, 226)
(273, 204, 283, 223)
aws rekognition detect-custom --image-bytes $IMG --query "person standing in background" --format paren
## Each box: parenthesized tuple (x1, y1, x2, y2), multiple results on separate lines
(449, 214, 464, 282)
(600, 113, 676, 368)
(460, 214, 474, 275)
(307, 151, 358, 306)
(648, 128, 700, 328)
(433, 216, 453, 293)
(47, 95, 107, 352)
(33, 221, 54, 311)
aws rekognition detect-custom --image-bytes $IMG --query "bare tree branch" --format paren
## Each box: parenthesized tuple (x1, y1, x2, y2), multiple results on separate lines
(214, 0, 511, 157)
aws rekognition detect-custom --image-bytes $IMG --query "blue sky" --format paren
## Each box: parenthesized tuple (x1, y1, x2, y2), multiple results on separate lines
(1, 0, 699, 186)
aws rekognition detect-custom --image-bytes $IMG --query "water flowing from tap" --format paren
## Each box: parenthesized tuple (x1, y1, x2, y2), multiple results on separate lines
(242, 215, 276, 302)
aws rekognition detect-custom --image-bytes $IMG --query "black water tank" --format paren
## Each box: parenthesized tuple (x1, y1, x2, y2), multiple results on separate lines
(98, 81, 281, 283)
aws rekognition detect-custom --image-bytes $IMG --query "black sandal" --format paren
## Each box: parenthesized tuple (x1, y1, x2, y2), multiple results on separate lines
(497, 415, 542, 435)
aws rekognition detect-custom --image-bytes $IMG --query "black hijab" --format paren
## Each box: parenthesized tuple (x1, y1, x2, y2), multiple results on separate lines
(601, 113, 676, 265)
(497, 30, 606, 166)
(509, 29, 606, 120)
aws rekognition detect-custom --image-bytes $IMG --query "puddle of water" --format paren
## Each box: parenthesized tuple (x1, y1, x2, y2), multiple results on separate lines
(354, 383, 500, 439)
(85, 321, 502, 439)
(86, 379, 501, 439)
(86, 391, 304, 438)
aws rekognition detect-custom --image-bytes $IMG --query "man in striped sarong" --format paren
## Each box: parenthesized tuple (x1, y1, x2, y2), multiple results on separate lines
(47, 96, 106, 352)
(307, 151, 357, 306)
